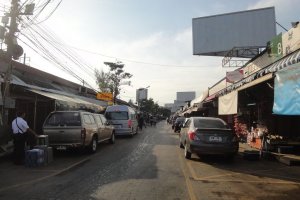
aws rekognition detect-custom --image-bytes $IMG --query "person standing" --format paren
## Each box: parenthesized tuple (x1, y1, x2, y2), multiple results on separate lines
(138, 114, 144, 131)
(11, 111, 38, 165)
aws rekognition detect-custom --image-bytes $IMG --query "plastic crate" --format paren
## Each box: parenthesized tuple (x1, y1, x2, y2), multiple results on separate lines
(37, 135, 49, 146)
(25, 149, 45, 167)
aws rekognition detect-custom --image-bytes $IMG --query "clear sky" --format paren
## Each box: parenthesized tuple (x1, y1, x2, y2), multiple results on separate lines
(1, 0, 299, 105)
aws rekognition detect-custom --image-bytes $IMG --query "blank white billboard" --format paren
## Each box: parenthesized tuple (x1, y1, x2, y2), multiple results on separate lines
(136, 88, 148, 102)
(192, 7, 276, 57)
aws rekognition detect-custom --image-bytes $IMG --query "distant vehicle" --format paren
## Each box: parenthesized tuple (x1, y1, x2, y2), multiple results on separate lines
(179, 117, 239, 159)
(43, 111, 115, 153)
(174, 117, 185, 133)
(171, 116, 178, 129)
(105, 105, 138, 136)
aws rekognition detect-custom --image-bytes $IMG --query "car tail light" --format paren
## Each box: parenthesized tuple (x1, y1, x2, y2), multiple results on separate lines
(128, 120, 132, 128)
(81, 128, 86, 139)
(188, 131, 196, 140)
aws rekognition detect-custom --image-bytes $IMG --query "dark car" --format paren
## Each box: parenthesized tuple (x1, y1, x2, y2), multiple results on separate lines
(179, 117, 239, 159)
(174, 117, 185, 133)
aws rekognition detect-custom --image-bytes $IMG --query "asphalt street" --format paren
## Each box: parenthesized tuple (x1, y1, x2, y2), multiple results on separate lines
(1, 121, 300, 200)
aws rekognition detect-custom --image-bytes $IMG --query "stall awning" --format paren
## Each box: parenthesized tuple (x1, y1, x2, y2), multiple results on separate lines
(28, 89, 105, 112)
(218, 90, 238, 115)
(273, 63, 300, 115)
(190, 90, 208, 107)
(29, 89, 86, 104)
(218, 49, 300, 97)
(237, 73, 273, 91)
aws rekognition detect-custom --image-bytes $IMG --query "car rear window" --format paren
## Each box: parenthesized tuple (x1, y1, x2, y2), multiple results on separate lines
(44, 112, 81, 126)
(175, 118, 185, 122)
(194, 118, 227, 129)
(105, 111, 129, 120)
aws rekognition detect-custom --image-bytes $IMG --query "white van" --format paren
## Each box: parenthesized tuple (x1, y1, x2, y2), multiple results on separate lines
(104, 105, 138, 136)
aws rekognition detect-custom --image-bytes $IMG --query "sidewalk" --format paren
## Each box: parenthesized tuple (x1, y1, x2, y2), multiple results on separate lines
(239, 142, 259, 153)
(0, 152, 91, 192)
(239, 142, 300, 165)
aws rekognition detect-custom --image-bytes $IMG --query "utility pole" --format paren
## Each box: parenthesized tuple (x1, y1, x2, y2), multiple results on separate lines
(1, 0, 34, 124)
(2, 0, 20, 125)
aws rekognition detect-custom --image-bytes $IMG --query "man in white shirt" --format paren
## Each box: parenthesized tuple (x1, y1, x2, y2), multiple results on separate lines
(12, 110, 38, 165)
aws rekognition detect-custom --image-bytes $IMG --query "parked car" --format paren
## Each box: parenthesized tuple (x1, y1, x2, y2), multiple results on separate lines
(43, 111, 115, 153)
(105, 105, 138, 136)
(174, 117, 185, 133)
(179, 117, 239, 159)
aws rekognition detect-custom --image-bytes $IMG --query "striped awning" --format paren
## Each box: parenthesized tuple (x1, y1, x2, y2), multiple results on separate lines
(218, 49, 300, 97)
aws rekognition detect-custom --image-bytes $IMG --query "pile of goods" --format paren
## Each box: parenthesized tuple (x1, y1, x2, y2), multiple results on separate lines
(25, 135, 53, 167)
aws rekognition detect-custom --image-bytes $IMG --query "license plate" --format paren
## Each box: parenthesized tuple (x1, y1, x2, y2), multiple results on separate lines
(56, 146, 67, 150)
(209, 136, 222, 142)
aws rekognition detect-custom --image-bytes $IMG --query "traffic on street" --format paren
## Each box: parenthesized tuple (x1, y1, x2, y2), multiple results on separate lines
(1, 121, 300, 200)
(1, 1, 300, 200)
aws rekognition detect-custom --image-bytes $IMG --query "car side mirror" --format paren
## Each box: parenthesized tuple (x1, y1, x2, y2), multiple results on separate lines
(105, 121, 110, 125)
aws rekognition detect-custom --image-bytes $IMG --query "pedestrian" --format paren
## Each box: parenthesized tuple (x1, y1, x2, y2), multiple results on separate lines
(11, 110, 38, 165)
(138, 114, 144, 131)
(149, 116, 153, 126)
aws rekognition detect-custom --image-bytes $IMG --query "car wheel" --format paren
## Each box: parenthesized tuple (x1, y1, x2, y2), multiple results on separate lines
(179, 139, 184, 149)
(109, 132, 115, 144)
(184, 144, 191, 159)
(130, 130, 134, 138)
(89, 136, 97, 153)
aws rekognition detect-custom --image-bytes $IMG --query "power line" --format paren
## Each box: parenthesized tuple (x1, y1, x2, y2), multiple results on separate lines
(19, 18, 98, 90)
(47, 42, 220, 68)
(18, 26, 97, 91)
(35, 0, 62, 24)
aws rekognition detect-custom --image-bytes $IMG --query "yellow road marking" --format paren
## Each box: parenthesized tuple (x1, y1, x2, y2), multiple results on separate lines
(177, 148, 198, 200)
(192, 178, 300, 185)
(187, 162, 199, 179)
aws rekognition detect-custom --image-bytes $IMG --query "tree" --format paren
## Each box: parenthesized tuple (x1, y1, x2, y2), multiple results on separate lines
(139, 98, 170, 118)
(95, 61, 132, 104)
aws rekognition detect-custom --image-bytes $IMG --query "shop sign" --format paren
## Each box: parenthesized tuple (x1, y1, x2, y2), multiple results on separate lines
(96, 92, 113, 101)
(268, 33, 283, 59)
(226, 70, 244, 83)
(282, 25, 300, 56)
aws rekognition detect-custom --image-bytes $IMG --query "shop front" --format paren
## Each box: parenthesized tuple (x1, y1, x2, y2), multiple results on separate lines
(218, 49, 300, 153)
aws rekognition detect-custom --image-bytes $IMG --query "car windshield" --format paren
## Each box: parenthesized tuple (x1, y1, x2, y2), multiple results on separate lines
(105, 111, 129, 120)
(44, 112, 81, 126)
(193, 118, 228, 129)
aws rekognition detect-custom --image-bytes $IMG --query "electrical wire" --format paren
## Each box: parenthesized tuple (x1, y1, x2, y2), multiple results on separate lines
(49, 41, 220, 68)
(28, 23, 97, 82)
(18, 24, 97, 91)
(35, 0, 62, 24)
(2, 0, 99, 92)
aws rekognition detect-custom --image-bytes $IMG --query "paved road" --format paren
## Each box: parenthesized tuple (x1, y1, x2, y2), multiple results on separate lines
(1, 121, 300, 200)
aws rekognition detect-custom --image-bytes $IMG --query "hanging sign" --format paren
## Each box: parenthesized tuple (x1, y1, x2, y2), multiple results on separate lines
(226, 70, 244, 83)
(96, 92, 113, 101)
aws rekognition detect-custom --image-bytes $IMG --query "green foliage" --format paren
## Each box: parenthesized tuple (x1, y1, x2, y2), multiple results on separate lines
(140, 98, 171, 117)
(95, 61, 132, 103)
